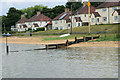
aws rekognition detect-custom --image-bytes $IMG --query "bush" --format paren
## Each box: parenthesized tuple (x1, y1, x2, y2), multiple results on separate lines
(34, 27, 45, 32)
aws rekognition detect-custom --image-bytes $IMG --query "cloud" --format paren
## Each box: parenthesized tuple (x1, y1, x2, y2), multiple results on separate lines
(1, 0, 67, 2)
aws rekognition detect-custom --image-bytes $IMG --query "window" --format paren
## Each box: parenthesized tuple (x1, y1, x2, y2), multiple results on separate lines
(74, 23, 76, 27)
(28, 23, 31, 25)
(60, 20, 62, 23)
(55, 21, 58, 24)
(114, 16, 118, 21)
(102, 8, 107, 12)
(60, 27, 63, 30)
(55, 27, 58, 30)
(85, 14, 86, 17)
(68, 24, 70, 27)
(78, 23, 80, 26)
(112, 7, 117, 11)
(45, 21, 47, 23)
(97, 18, 99, 22)
(92, 18, 94, 22)
(103, 17, 107, 22)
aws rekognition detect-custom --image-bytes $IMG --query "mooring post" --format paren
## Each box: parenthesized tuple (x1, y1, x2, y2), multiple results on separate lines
(75, 36, 77, 43)
(91, 35, 93, 41)
(46, 45, 48, 50)
(83, 36, 86, 42)
(66, 40, 69, 46)
(56, 45, 58, 49)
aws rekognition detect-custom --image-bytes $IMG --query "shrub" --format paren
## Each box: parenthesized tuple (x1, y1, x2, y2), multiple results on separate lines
(34, 27, 45, 32)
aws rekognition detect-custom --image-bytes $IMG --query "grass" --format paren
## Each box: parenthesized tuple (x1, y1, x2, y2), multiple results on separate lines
(11, 24, 120, 41)
(33, 24, 119, 35)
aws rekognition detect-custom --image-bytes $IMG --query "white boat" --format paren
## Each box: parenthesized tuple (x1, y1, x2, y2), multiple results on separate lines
(60, 34, 70, 37)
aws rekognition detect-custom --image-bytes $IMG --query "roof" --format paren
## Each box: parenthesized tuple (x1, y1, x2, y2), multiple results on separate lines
(115, 9, 120, 15)
(17, 17, 29, 23)
(47, 22, 52, 25)
(92, 12, 101, 17)
(29, 14, 51, 22)
(53, 11, 71, 22)
(96, 2, 120, 9)
(75, 17, 82, 22)
(112, 9, 120, 15)
(73, 5, 95, 15)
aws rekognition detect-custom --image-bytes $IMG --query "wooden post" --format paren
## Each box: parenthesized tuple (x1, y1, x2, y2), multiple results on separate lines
(46, 45, 48, 50)
(56, 45, 58, 49)
(66, 40, 69, 46)
(91, 35, 93, 40)
(83, 36, 86, 42)
(75, 37, 77, 43)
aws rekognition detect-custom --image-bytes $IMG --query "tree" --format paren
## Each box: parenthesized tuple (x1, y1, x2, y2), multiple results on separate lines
(66, 2, 83, 11)
(20, 5, 48, 19)
(2, 7, 22, 31)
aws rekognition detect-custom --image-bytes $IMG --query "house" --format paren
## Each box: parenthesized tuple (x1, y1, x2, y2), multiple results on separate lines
(52, 8, 71, 30)
(90, 12, 101, 25)
(28, 11, 52, 31)
(70, 1, 95, 26)
(112, 9, 120, 23)
(16, 14, 29, 32)
(95, 2, 120, 24)
(11, 25, 18, 31)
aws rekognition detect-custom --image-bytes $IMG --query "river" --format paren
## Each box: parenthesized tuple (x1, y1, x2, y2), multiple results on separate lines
(2, 43, 118, 78)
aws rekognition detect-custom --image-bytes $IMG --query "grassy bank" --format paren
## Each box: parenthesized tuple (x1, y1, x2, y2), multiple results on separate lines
(8, 24, 120, 41)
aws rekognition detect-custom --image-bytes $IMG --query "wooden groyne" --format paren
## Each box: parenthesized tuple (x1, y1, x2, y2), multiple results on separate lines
(45, 35, 100, 50)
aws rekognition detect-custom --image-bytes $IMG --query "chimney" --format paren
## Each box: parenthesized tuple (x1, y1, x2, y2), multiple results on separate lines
(83, 1, 88, 7)
(65, 8, 69, 13)
(21, 14, 24, 19)
(37, 11, 41, 16)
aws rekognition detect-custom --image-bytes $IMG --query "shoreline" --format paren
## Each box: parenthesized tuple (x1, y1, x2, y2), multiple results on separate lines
(1, 36, 119, 48)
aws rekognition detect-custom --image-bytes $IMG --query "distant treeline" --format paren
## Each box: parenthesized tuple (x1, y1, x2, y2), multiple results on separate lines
(1, 2, 104, 31)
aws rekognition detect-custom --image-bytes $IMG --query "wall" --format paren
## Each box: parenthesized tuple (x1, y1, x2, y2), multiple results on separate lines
(52, 20, 68, 30)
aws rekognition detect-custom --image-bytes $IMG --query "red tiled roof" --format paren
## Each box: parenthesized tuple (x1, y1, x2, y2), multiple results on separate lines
(17, 17, 29, 23)
(92, 12, 101, 17)
(53, 11, 71, 21)
(96, 2, 120, 9)
(75, 17, 82, 22)
(29, 14, 51, 22)
(74, 5, 95, 15)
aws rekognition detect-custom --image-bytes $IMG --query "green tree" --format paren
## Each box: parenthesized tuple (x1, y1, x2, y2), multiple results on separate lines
(2, 7, 22, 31)
(20, 5, 47, 19)
(66, 2, 83, 11)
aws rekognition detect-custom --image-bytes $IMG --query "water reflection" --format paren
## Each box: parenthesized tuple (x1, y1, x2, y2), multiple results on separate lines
(2, 43, 118, 78)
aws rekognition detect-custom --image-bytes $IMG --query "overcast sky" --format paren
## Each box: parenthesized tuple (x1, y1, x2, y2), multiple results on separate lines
(0, 0, 88, 16)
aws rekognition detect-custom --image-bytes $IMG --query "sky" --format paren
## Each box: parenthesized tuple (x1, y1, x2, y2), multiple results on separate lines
(0, 0, 88, 16)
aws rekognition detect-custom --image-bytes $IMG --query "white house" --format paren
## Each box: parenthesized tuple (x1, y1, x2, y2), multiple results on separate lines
(112, 9, 120, 24)
(52, 8, 71, 30)
(16, 14, 29, 32)
(90, 12, 101, 25)
(70, 1, 95, 26)
(95, 2, 120, 24)
(28, 11, 52, 31)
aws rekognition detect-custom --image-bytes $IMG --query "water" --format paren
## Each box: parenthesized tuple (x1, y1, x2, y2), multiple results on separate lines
(2, 43, 118, 78)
